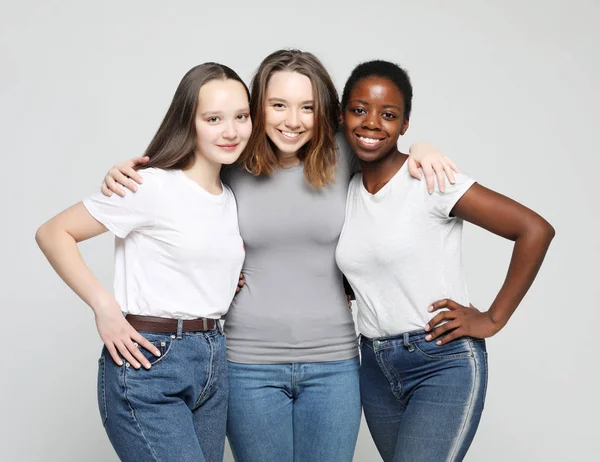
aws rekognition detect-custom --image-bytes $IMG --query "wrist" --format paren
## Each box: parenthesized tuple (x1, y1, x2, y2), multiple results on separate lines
(485, 309, 507, 333)
(90, 292, 119, 317)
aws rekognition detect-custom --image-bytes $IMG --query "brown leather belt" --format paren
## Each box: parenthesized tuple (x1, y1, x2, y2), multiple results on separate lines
(126, 314, 218, 333)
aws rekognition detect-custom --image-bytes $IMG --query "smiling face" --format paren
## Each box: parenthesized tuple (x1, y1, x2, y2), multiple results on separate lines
(342, 76, 409, 164)
(264, 71, 315, 159)
(194, 78, 252, 166)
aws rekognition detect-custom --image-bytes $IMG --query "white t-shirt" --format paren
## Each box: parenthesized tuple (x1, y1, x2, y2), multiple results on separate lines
(335, 161, 476, 338)
(83, 168, 245, 320)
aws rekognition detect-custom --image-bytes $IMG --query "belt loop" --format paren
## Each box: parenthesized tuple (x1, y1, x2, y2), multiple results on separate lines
(176, 318, 183, 339)
(403, 332, 415, 352)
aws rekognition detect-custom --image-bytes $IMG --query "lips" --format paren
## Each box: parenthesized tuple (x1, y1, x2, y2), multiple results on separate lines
(354, 133, 385, 150)
(217, 143, 239, 151)
(278, 129, 304, 141)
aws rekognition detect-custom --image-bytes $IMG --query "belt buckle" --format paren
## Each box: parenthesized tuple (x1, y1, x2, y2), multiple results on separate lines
(202, 318, 208, 330)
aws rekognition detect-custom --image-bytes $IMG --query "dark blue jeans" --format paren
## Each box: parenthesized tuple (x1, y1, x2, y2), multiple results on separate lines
(360, 330, 487, 462)
(227, 358, 362, 462)
(97, 325, 228, 462)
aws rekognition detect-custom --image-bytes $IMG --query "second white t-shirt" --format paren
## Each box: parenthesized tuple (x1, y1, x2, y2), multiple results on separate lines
(335, 161, 475, 338)
(83, 168, 245, 320)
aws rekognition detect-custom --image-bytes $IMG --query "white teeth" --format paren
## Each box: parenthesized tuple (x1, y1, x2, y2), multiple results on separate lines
(281, 131, 300, 138)
(359, 136, 382, 145)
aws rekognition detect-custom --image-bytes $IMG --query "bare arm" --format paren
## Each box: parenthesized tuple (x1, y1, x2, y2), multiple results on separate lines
(425, 184, 555, 344)
(36, 203, 160, 366)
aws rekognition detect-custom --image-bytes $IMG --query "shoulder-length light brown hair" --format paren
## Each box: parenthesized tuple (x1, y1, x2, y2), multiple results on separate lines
(141, 62, 250, 170)
(240, 49, 339, 188)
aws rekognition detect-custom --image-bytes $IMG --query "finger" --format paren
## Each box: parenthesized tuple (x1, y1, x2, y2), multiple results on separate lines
(423, 164, 435, 194)
(426, 320, 460, 341)
(129, 156, 150, 168)
(446, 156, 461, 174)
(101, 183, 113, 197)
(436, 328, 465, 345)
(407, 157, 422, 180)
(105, 343, 123, 366)
(105, 176, 126, 197)
(125, 339, 152, 369)
(428, 299, 460, 312)
(112, 170, 138, 192)
(115, 341, 141, 369)
(425, 311, 454, 331)
(123, 166, 144, 185)
(433, 163, 446, 193)
(132, 331, 161, 357)
(443, 163, 456, 185)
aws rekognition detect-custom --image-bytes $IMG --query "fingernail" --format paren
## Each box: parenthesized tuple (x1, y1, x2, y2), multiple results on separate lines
(145, 363, 151, 369)
(425, 334, 432, 341)
(134, 363, 141, 369)
(427, 306, 433, 312)
(425, 324, 430, 331)
(132, 186, 137, 192)
(118, 360, 123, 366)
(436, 340, 442, 345)
(155, 351, 161, 357)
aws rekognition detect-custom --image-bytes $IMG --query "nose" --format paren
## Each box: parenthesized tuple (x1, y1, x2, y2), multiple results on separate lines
(362, 112, 381, 130)
(285, 109, 301, 130)
(222, 120, 237, 140)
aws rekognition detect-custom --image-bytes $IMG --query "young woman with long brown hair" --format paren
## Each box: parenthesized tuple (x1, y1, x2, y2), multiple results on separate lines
(101, 49, 458, 461)
(36, 63, 252, 462)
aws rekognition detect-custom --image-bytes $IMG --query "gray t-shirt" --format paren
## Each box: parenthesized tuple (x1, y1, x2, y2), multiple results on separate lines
(222, 133, 359, 364)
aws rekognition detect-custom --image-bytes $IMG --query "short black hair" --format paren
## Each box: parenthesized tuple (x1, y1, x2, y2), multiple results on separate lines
(341, 60, 413, 120)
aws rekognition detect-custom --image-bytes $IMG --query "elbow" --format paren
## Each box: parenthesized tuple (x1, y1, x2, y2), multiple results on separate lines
(35, 221, 56, 253)
(35, 223, 49, 251)
(526, 217, 556, 247)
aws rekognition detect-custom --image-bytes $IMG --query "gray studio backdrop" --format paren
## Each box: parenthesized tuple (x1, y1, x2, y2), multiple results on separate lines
(2, 0, 598, 460)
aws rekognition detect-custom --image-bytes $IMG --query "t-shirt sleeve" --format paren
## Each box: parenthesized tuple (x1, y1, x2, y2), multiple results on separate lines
(335, 130, 360, 174)
(82, 169, 161, 238)
(428, 172, 476, 219)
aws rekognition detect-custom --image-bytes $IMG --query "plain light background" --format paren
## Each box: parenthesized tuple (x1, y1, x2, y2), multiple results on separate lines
(2, 0, 598, 460)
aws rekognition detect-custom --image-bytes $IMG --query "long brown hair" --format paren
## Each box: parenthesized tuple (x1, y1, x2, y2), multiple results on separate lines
(240, 49, 339, 188)
(141, 63, 250, 170)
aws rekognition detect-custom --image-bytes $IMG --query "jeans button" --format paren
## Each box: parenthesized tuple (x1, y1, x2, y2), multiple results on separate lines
(373, 340, 380, 348)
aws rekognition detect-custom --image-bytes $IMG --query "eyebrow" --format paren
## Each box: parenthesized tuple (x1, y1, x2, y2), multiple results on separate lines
(350, 99, 402, 111)
(268, 97, 314, 105)
(200, 107, 250, 117)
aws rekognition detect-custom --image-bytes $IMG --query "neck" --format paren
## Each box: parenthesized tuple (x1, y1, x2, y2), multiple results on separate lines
(276, 149, 301, 168)
(360, 149, 408, 195)
(183, 152, 223, 194)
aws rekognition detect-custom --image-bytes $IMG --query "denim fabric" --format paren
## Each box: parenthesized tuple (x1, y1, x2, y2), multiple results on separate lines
(360, 330, 487, 462)
(97, 327, 228, 462)
(226, 358, 361, 462)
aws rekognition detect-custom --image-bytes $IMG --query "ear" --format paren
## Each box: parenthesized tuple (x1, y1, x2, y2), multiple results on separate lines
(400, 118, 409, 135)
(339, 111, 344, 125)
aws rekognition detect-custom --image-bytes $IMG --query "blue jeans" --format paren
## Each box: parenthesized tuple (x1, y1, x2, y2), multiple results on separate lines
(227, 357, 361, 462)
(360, 330, 487, 462)
(97, 325, 228, 462)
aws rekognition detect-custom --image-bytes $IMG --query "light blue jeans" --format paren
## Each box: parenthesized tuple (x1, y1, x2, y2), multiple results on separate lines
(98, 325, 228, 461)
(226, 357, 361, 462)
(360, 330, 488, 462)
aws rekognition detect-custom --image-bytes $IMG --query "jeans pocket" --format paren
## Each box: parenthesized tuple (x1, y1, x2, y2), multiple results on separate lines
(413, 337, 474, 360)
(137, 337, 173, 367)
(97, 356, 108, 426)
